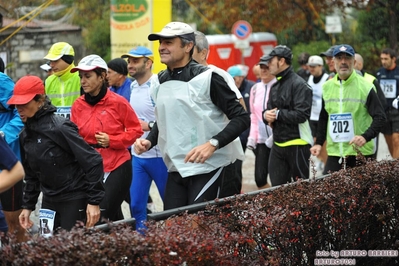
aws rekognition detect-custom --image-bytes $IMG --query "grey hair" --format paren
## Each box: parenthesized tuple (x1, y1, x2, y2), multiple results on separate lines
(194, 31, 209, 53)
(179, 37, 195, 57)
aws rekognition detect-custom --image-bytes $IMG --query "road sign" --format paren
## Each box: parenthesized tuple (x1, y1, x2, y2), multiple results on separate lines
(325, 24, 342, 34)
(232, 20, 252, 40)
(325, 15, 342, 34)
(234, 39, 250, 50)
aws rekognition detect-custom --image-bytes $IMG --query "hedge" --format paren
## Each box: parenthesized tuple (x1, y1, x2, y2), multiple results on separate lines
(1, 157, 398, 265)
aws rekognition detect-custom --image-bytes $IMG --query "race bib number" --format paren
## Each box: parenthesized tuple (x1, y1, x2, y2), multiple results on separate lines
(329, 113, 354, 143)
(380, 79, 397, 98)
(39, 209, 56, 237)
(55, 107, 71, 119)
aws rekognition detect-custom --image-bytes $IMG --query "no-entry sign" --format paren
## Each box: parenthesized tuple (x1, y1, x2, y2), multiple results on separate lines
(232, 20, 252, 40)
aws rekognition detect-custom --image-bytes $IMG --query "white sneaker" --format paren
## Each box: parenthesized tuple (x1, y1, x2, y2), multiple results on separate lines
(147, 203, 157, 213)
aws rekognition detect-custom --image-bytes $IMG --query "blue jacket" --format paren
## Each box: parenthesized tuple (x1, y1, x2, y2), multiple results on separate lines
(0, 73, 23, 160)
(110, 78, 132, 103)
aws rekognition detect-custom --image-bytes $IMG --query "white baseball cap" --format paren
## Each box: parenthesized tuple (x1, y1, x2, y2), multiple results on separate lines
(40, 63, 52, 72)
(70, 54, 108, 73)
(307, 55, 324, 66)
(148, 22, 195, 41)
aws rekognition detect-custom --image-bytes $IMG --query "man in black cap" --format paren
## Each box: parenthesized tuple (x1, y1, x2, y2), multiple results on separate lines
(107, 58, 131, 102)
(320, 45, 337, 79)
(263, 45, 313, 187)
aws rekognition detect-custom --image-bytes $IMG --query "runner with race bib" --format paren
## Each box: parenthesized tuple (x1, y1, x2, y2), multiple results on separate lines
(310, 44, 386, 174)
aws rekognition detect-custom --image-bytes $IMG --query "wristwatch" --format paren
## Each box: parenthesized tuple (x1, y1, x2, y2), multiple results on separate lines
(209, 138, 219, 149)
(148, 121, 155, 130)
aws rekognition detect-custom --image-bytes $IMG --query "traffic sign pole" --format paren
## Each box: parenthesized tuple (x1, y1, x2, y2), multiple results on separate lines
(232, 20, 252, 65)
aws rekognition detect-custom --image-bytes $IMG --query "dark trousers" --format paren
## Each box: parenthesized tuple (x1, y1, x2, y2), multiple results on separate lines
(254, 144, 271, 188)
(323, 155, 374, 175)
(219, 142, 247, 197)
(100, 159, 132, 222)
(164, 168, 223, 210)
(269, 144, 310, 186)
(41, 198, 87, 231)
(219, 161, 242, 198)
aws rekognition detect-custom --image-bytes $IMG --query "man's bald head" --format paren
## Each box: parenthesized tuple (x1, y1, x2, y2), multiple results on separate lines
(354, 53, 363, 71)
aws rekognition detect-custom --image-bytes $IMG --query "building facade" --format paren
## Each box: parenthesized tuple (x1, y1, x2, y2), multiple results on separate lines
(0, 15, 83, 81)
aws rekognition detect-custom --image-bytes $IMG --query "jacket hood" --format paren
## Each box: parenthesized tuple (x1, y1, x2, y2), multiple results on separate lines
(0, 73, 15, 110)
(25, 97, 57, 124)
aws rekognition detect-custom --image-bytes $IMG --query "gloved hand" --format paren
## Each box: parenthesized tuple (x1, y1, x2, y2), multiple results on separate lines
(393, 97, 399, 109)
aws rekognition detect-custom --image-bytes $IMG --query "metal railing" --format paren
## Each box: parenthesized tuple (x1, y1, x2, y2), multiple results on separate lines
(95, 173, 330, 232)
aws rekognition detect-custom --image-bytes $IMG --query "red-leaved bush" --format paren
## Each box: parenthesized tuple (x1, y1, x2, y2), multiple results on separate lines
(1, 158, 399, 265)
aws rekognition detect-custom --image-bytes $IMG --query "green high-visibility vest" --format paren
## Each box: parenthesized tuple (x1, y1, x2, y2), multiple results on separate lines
(322, 70, 375, 157)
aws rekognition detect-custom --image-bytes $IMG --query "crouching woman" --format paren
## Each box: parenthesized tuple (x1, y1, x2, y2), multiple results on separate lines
(7, 76, 105, 233)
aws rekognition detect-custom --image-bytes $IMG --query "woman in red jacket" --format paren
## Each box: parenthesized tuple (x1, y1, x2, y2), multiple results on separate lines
(71, 55, 143, 222)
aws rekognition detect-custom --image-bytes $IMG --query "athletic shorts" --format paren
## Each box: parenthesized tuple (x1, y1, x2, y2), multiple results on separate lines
(0, 180, 23, 211)
(381, 108, 399, 135)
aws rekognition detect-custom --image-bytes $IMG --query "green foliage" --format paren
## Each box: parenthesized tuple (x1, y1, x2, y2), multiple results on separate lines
(354, 40, 387, 75)
(357, 6, 389, 44)
(82, 11, 111, 61)
(66, 2, 111, 58)
(291, 41, 331, 70)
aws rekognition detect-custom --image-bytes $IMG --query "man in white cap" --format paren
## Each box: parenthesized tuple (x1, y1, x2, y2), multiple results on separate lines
(40, 62, 53, 79)
(307, 55, 329, 170)
(134, 22, 250, 210)
(43, 42, 81, 114)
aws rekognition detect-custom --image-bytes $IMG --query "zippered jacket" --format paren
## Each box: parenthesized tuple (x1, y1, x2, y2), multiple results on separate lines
(20, 99, 105, 210)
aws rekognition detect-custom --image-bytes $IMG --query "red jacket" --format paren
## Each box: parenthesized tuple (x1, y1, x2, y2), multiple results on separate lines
(71, 90, 143, 172)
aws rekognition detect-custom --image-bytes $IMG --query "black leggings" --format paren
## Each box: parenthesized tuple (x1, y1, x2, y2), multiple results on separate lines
(100, 159, 132, 222)
(41, 197, 87, 231)
(164, 168, 223, 210)
(269, 144, 310, 186)
(254, 144, 271, 188)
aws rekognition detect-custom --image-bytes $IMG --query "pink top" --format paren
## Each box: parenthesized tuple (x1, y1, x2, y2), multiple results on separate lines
(247, 78, 277, 148)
